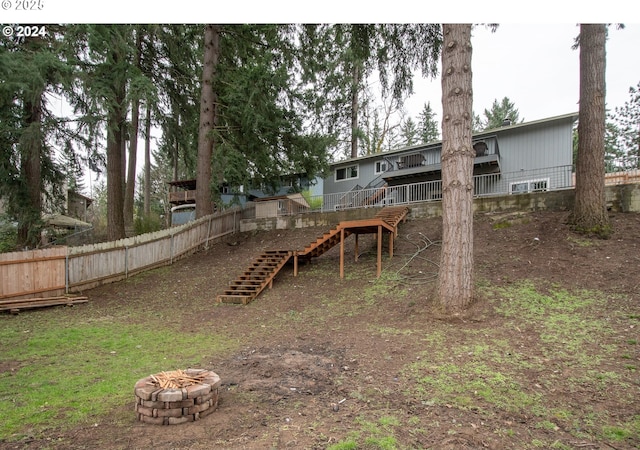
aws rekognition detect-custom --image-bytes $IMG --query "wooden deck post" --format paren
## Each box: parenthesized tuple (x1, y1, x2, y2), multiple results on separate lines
(377, 225, 382, 277)
(355, 233, 359, 261)
(340, 228, 345, 278)
(389, 231, 394, 258)
(294, 252, 298, 277)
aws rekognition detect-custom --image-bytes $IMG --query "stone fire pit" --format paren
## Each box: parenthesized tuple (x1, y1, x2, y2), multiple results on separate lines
(134, 369, 221, 425)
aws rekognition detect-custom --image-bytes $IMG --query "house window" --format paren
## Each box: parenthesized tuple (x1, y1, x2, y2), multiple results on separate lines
(374, 160, 388, 174)
(336, 164, 359, 181)
(510, 178, 549, 194)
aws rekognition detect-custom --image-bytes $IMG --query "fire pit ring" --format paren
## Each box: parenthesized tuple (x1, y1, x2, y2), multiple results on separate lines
(134, 369, 221, 425)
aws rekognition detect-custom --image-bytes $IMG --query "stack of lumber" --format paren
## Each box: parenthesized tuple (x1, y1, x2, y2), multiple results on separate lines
(0, 295, 88, 313)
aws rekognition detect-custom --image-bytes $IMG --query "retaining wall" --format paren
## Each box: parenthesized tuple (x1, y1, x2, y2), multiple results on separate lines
(240, 184, 640, 232)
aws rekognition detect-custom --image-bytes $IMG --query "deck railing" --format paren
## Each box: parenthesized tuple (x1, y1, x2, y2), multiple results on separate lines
(277, 165, 575, 215)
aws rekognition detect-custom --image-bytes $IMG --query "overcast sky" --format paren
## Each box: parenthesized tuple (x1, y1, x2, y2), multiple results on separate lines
(404, 23, 640, 124)
(5, 2, 636, 124)
(5, 5, 638, 179)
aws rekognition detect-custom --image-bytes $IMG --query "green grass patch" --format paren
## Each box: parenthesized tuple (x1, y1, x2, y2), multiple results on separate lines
(492, 220, 513, 230)
(0, 319, 234, 439)
(400, 280, 637, 444)
(490, 281, 614, 365)
(328, 414, 401, 450)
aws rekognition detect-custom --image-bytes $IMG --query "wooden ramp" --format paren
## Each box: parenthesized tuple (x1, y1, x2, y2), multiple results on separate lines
(216, 206, 409, 305)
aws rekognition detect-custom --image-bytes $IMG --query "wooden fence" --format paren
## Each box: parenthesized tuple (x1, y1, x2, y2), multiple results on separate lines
(0, 208, 241, 300)
(605, 169, 640, 185)
(0, 247, 66, 300)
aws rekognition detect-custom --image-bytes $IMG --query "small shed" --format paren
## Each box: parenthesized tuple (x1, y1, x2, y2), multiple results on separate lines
(254, 193, 310, 219)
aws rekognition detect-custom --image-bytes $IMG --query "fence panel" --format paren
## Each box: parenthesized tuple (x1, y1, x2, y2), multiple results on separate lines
(0, 247, 66, 300)
(605, 169, 640, 185)
(66, 209, 240, 292)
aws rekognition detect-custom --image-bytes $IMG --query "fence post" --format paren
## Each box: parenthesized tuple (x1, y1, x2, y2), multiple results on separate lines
(206, 216, 212, 250)
(65, 251, 69, 294)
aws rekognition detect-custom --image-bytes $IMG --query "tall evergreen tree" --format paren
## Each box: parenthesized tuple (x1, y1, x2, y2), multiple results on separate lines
(0, 28, 69, 248)
(481, 96, 523, 130)
(66, 25, 157, 240)
(437, 23, 475, 314)
(154, 25, 202, 182)
(300, 24, 442, 158)
(399, 117, 419, 147)
(612, 81, 640, 169)
(570, 24, 610, 237)
(195, 24, 219, 218)
(417, 101, 439, 143)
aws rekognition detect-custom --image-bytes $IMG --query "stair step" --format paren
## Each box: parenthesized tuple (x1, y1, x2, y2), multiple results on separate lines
(217, 294, 253, 305)
(224, 288, 259, 295)
(230, 284, 262, 290)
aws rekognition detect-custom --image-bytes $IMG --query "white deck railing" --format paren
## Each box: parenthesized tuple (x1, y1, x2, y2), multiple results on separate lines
(298, 165, 575, 215)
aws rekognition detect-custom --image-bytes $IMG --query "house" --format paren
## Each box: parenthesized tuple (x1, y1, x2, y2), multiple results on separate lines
(322, 113, 578, 210)
(66, 189, 93, 223)
(253, 193, 310, 219)
(167, 179, 249, 225)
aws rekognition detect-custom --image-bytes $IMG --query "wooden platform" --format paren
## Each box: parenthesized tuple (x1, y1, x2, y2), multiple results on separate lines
(216, 206, 409, 305)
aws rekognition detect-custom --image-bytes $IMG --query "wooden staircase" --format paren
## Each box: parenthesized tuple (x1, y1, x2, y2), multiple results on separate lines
(297, 225, 353, 260)
(216, 206, 410, 305)
(216, 250, 292, 304)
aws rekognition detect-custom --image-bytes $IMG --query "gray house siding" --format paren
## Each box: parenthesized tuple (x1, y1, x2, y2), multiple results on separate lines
(323, 113, 577, 199)
(498, 121, 572, 172)
(496, 118, 574, 194)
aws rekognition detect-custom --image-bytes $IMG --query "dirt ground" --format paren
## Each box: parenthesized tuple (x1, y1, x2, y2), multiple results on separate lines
(6, 209, 640, 449)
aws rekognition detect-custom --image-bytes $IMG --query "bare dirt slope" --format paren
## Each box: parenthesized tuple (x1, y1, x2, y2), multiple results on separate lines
(7, 210, 640, 449)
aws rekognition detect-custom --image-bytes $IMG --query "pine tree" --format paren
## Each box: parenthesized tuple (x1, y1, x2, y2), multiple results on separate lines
(481, 97, 523, 130)
(417, 101, 439, 143)
(437, 24, 475, 314)
(0, 27, 69, 248)
(400, 117, 419, 146)
(570, 24, 611, 237)
(299, 24, 442, 158)
(612, 82, 640, 169)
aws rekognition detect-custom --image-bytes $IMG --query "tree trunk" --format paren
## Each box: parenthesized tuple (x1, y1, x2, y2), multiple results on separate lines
(571, 24, 610, 236)
(172, 114, 179, 181)
(123, 30, 143, 231)
(17, 92, 44, 248)
(144, 104, 151, 217)
(350, 64, 360, 159)
(196, 24, 220, 218)
(106, 57, 127, 241)
(123, 97, 139, 230)
(437, 24, 475, 314)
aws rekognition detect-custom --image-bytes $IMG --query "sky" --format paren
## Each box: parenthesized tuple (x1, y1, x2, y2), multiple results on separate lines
(3, 3, 639, 182)
(404, 23, 640, 124)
